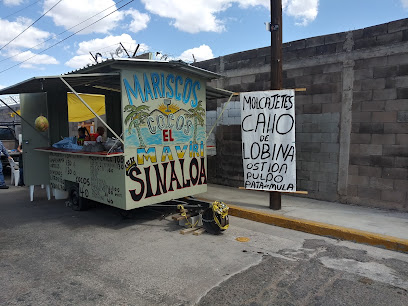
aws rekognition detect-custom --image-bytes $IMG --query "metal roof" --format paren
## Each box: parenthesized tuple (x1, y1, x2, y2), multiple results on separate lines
(0, 59, 232, 100)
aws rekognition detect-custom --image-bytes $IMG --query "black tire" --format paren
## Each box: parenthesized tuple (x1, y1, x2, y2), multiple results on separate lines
(202, 208, 222, 235)
(69, 185, 87, 211)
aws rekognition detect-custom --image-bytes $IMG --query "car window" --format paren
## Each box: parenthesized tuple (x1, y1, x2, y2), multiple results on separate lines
(0, 128, 16, 140)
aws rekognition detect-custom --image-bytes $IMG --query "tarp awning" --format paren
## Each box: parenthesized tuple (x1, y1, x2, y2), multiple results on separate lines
(67, 93, 105, 122)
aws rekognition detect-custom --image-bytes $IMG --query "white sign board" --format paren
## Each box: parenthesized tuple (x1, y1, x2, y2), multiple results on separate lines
(241, 90, 296, 192)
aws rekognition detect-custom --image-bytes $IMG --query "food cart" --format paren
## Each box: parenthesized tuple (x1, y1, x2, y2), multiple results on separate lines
(0, 59, 232, 214)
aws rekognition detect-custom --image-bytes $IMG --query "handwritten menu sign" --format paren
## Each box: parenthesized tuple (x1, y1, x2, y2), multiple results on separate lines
(49, 153, 125, 208)
(240, 90, 296, 192)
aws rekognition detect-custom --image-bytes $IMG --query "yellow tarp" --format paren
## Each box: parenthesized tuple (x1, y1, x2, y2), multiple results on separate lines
(67, 93, 105, 122)
(10, 110, 21, 117)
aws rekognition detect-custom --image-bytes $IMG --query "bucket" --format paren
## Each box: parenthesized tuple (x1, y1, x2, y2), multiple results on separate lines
(53, 189, 69, 200)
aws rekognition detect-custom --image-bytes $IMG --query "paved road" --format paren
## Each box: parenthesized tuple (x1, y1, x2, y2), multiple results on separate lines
(1, 186, 407, 305)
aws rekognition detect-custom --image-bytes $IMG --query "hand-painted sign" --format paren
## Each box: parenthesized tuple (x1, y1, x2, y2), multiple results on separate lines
(121, 68, 207, 208)
(240, 90, 296, 192)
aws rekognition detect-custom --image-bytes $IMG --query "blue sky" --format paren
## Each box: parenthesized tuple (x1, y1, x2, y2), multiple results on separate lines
(0, 0, 407, 95)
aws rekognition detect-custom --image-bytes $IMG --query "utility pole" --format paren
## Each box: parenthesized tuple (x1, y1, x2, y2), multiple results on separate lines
(270, 0, 283, 210)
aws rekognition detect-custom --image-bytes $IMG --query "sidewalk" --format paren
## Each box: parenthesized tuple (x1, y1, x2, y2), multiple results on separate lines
(196, 184, 408, 251)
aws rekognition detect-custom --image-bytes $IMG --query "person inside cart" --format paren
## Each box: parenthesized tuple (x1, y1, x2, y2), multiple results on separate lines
(77, 127, 87, 146)
(96, 126, 105, 143)
(0, 139, 12, 189)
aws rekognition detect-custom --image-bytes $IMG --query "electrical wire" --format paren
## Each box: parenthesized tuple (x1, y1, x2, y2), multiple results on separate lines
(0, 0, 135, 74)
(0, 0, 127, 64)
(1, 0, 41, 19)
(0, 0, 63, 52)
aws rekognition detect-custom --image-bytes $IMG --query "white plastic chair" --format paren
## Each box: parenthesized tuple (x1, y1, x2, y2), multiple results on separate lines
(8, 158, 20, 187)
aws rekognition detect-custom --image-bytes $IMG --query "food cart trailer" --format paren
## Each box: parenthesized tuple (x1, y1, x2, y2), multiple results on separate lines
(0, 59, 232, 215)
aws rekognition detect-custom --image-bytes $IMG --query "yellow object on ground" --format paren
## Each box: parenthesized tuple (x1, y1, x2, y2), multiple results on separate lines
(67, 93, 105, 122)
(236, 237, 250, 242)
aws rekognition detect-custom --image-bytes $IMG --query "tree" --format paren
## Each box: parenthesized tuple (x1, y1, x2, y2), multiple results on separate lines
(186, 100, 205, 144)
(124, 104, 150, 148)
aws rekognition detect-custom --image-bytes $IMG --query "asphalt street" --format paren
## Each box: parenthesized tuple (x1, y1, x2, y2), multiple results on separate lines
(0, 184, 407, 306)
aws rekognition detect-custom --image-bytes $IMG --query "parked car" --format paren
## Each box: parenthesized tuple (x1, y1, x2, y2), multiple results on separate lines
(0, 126, 19, 171)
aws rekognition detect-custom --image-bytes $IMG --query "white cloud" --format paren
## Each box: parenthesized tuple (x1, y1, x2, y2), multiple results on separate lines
(0, 84, 5, 89)
(43, 0, 150, 35)
(65, 34, 149, 69)
(140, 0, 318, 33)
(141, 0, 231, 33)
(179, 45, 214, 62)
(65, 54, 95, 69)
(124, 9, 150, 32)
(283, 0, 319, 26)
(43, 0, 123, 34)
(0, 18, 51, 50)
(9, 50, 59, 68)
(401, 0, 408, 9)
(3, 0, 24, 6)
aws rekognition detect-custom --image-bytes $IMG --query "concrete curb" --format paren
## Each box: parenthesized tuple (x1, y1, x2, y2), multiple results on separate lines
(226, 204, 408, 253)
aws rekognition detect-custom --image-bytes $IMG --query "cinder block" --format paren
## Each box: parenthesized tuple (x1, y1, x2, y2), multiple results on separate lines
(395, 157, 408, 168)
(321, 143, 339, 153)
(360, 78, 386, 90)
(372, 111, 397, 122)
(319, 162, 338, 173)
(353, 91, 373, 102)
(297, 132, 312, 142)
(383, 145, 408, 157)
(322, 103, 341, 113)
(382, 167, 407, 180)
(359, 144, 382, 155)
(369, 177, 394, 190)
(357, 186, 381, 200)
(376, 32, 403, 45)
(395, 76, 408, 87)
(349, 165, 359, 175)
(381, 190, 406, 203)
(372, 89, 397, 100)
(361, 101, 385, 112)
(396, 134, 408, 145)
(301, 143, 321, 153)
(385, 99, 408, 111)
(358, 165, 382, 177)
(352, 112, 371, 123)
(349, 154, 371, 166)
(354, 37, 380, 50)
(318, 182, 338, 193)
(349, 175, 369, 186)
(397, 111, 408, 122)
(359, 123, 384, 134)
(354, 69, 374, 81)
(388, 53, 408, 66)
(394, 179, 408, 190)
(370, 156, 395, 167)
(321, 122, 339, 133)
(371, 134, 395, 145)
(351, 133, 371, 144)
(350, 144, 360, 154)
(373, 66, 398, 78)
(303, 104, 322, 114)
(354, 56, 387, 70)
(384, 123, 408, 133)
(347, 184, 358, 197)
(301, 161, 320, 171)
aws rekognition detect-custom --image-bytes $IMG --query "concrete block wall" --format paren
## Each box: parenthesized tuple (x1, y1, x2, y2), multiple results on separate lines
(197, 18, 408, 211)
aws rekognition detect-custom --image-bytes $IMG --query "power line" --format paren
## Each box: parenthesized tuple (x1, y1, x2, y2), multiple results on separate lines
(0, 0, 135, 75)
(0, 0, 63, 52)
(1, 0, 41, 19)
(0, 0, 127, 64)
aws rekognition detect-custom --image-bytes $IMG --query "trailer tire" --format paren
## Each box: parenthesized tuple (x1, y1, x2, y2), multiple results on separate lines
(69, 185, 87, 211)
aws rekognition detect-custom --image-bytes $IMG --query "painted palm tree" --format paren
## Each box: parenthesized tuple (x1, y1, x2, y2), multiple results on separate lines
(186, 100, 205, 144)
(124, 104, 150, 147)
